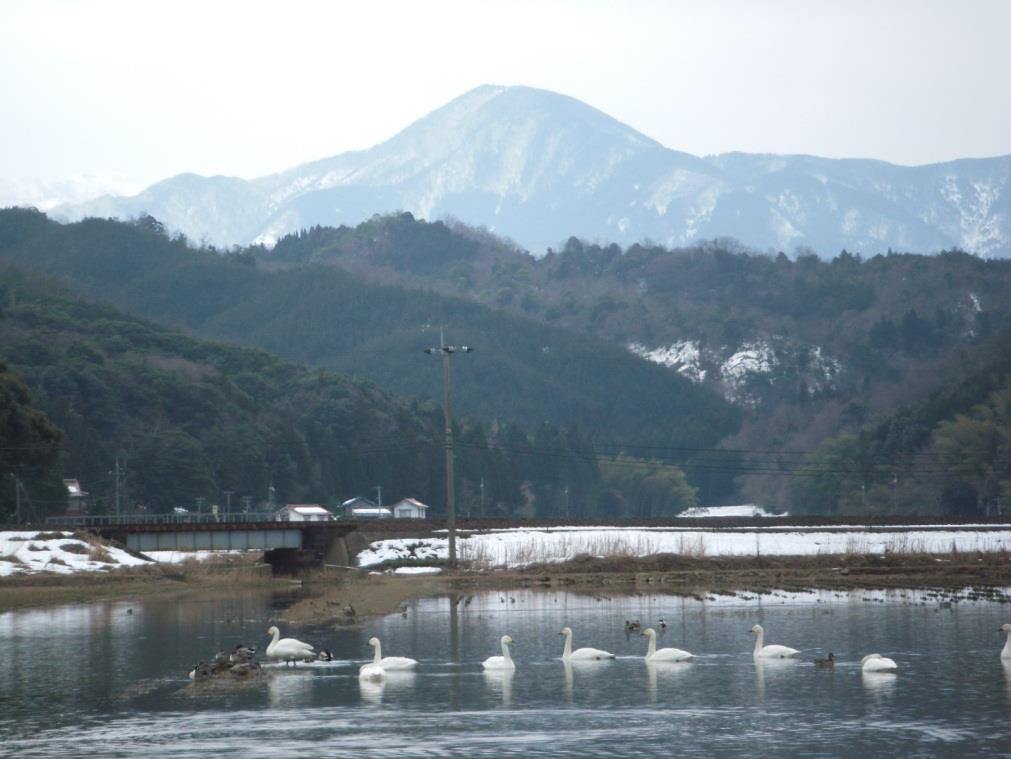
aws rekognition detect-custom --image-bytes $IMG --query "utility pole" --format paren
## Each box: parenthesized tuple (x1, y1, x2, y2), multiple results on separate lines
(375, 485, 383, 509)
(224, 490, 233, 512)
(14, 474, 22, 524)
(425, 331, 472, 568)
(114, 453, 122, 516)
(891, 474, 898, 511)
(480, 476, 485, 518)
(564, 485, 570, 519)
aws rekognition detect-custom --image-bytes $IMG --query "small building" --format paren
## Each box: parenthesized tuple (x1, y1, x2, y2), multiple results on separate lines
(63, 479, 89, 515)
(341, 497, 391, 520)
(391, 497, 429, 519)
(276, 503, 334, 522)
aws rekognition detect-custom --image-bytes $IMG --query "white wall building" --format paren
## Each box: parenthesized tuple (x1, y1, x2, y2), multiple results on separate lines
(276, 504, 334, 522)
(392, 497, 429, 519)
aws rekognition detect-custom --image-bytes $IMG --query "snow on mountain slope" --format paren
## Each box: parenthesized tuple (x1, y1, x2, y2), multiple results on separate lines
(53, 85, 1011, 257)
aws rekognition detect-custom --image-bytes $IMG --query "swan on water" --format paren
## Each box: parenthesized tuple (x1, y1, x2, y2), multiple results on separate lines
(750, 624, 800, 658)
(861, 654, 898, 673)
(641, 627, 693, 662)
(1000, 623, 1011, 659)
(359, 638, 386, 681)
(559, 626, 615, 661)
(370, 636, 418, 670)
(266, 625, 315, 666)
(482, 635, 516, 670)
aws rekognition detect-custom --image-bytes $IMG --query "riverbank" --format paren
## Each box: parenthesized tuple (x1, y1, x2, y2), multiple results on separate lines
(286, 549, 1011, 628)
(3, 548, 1010, 618)
(0, 555, 282, 613)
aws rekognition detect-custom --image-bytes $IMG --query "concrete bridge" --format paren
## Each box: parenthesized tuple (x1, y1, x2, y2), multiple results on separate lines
(46, 513, 372, 573)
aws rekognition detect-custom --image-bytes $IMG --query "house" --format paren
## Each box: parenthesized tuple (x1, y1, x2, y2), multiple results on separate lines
(276, 503, 334, 522)
(63, 479, 89, 515)
(341, 497, 391, 520)
(391, 497, 429, 519)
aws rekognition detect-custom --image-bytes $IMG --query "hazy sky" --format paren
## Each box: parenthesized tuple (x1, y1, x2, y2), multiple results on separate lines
(3, 0, 1010, 191)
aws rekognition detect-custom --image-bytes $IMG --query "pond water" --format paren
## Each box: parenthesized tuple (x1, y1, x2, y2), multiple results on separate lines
(1, 586, 1010, 756)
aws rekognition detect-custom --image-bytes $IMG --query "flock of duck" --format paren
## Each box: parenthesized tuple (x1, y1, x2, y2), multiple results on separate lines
(219, 621, 1011, 683)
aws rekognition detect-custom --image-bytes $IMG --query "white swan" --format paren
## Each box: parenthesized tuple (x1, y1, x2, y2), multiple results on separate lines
(370, 636, 418, 670)
(483, 634, 516, 670)
(641, 627, 693, 662)
(266, 625, 314, 665)
(1000, 623, 1011, 659)
(750, 624, 799, 658)
(358, 637, 386, 681)
(559, 626, 615, 660)
(861, 653, 898, 672)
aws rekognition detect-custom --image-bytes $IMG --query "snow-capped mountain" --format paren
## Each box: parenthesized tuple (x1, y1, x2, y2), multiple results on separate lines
(52, 85, 1011, 257)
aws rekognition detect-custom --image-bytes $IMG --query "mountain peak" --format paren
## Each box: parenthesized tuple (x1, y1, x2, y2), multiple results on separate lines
(53, 86, 1011, 257)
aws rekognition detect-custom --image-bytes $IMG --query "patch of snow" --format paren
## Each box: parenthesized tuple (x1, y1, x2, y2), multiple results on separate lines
(969, 292, 982, 313)
(142, 550, 248, 564)
(677, 505, 784, 518)
(392, 566, 443, 575)
(0, 531, 150, 576)
(358, 526, 1011, 569)
(721, 341, 776, 381)
(628, 340, 706, 382)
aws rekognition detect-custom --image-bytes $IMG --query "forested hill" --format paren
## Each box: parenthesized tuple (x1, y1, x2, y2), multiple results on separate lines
(2, 266, 686, 520)
(0, 209, 740, 463)
(263, 213, 1011, 509)
(790, 327, 1011, 517)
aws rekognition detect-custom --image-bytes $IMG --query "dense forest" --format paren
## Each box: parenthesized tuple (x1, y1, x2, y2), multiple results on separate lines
(265, 213, 1011, 511)
(0, 209, 738, 461)
(3, 207, 1010, 517)
(0, 264, 698, 521)
(789, 327, 1011, 517)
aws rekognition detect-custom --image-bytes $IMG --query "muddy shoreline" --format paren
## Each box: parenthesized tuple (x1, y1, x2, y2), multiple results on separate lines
(289, 551, 1011, 628)
(3, 551, 1009, 618)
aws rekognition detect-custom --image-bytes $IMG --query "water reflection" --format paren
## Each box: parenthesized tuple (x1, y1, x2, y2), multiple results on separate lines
(267, 670, 314, 706)
(861, 671, 898, 697)
(483, 668, 514, 706)
(754, 657, 797, 702)
(359, 677, 385, 705)
(5, 588, 1011, 755)
(645, 660, 691, 704)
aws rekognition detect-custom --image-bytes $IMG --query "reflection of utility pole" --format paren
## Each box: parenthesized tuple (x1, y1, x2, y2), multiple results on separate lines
(424, 331, 472, 568)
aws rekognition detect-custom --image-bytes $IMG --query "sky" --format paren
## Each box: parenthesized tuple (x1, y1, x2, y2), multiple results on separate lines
(2, 0, 1010, 198)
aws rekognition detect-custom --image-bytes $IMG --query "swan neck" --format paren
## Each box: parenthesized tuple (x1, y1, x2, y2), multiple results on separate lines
(562, 631, 572, 659)
(270, 628, 280, 647)
(1003, 631, 1011, 658)
(373, 640, 382, 665)
(647, 633, 656, 658)
(502, 639, 512, 661)
(753, 628, 764, 655)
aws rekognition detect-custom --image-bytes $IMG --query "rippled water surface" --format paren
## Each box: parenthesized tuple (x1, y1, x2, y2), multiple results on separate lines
(1, 587, 1010, 756)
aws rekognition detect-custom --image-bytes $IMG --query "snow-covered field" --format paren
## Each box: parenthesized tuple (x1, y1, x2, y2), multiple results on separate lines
(0, 531, 151, 577)
(357, 526, 1011, 569)
(677, 505, 785, 518)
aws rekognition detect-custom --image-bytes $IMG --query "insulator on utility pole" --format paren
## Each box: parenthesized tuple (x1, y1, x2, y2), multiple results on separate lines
(424, 334, 473, 568)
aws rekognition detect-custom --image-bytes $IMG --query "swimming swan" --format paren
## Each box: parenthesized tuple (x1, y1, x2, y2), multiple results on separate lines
(483, 635, 516, 670)
(370, 636, 418, 670)
(266, 625, 315, 665)
(750, 624, 799, 658)
(861, 653, 898, 672)
(1000, 623, 1011, 659)
(559, 626, 615, 661)
(358, 637, 386, 681)
(641, 627, 693, 662)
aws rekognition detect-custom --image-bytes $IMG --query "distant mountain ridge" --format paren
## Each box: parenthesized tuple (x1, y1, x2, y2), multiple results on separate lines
(53, 84, 1011, 257)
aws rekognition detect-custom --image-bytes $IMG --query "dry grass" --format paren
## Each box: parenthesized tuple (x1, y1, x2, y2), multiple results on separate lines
(460, 532, 711, 569)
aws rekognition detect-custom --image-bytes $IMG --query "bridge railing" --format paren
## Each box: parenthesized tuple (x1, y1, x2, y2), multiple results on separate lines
(46, 512, 286, 528)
